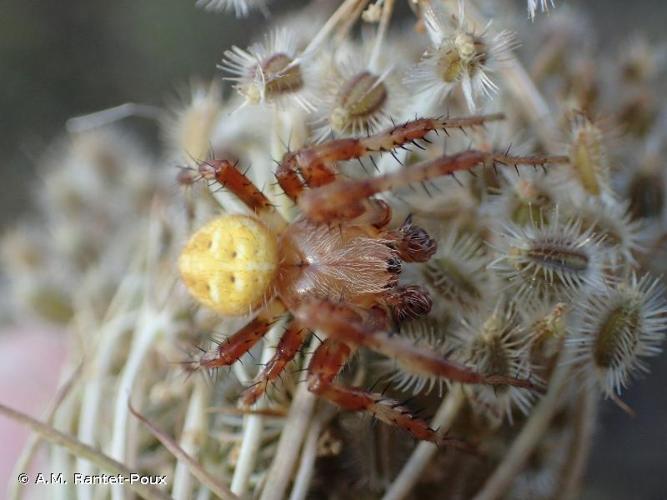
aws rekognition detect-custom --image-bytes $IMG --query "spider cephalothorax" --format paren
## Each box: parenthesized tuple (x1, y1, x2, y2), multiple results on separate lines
(178, 113, 568, 445)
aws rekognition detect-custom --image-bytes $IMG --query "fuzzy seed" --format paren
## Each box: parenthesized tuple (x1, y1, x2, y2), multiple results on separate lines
(330, 71, 388, 134)
(593, 302, 641, 369)
(258, 53, 304, 98)
(569, 120, 608, 196)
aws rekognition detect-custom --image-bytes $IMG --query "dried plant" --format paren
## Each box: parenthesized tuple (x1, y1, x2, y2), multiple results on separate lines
(3, 1, 667, 499)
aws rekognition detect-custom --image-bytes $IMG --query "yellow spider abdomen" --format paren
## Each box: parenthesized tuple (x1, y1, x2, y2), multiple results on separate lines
(178, 215, 278, 316)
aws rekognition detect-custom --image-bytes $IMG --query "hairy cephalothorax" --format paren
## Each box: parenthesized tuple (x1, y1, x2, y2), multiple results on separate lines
(178, 113, 568, 445)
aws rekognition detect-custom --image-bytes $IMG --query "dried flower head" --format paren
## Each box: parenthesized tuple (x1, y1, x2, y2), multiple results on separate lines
(422, 231, 491, 313)
(220, 29, 316, 111)
(5, 2, 667, 500)
(527, 0, 556, 20)
(567, 113, 610, 196)
(196, 0, 269, 18)
(457, 301, 536, 424)
(523, 302, 568, 367)
(164, 81, 223, 163)
(490, 210, 605, 304)
(563, 196, 644, 267)
(313, 42, 407, 139)
(568, 274, 667, 396)
(408, 1, 517, 111)
(492, 168, 562, 227)
(619, 36, 666, 84)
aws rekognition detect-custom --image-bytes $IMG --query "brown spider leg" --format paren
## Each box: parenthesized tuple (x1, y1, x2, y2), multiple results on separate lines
(275, 114, 506, 201)
(353, 198, 393, 229)
(295, 299, 535, 389)
(241, 319, 311, 406)
(198, 158, 288, 231)
(307, 338, 468, 446)
(196, 301, 286, 371)
(298, 151, 570, 223)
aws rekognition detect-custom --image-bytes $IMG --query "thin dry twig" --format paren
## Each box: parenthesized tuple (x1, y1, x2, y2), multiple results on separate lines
(9, 362, 83, 500)
(473, 360, 572, 500)
(0, 402, 172, 500)
(383, 385, 465, 500)
(128, 401, 238, 500)
(559, 385, 599, 499)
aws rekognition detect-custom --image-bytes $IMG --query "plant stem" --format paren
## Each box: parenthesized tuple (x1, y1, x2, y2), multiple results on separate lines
(288, 406, 337, 500)
(77, 312, 137, 500)
(382, 385, 465, 500)
(231, 320, 284, 496)
(304, 0, 367, 55)
(129, 403, 237, 500)
(559, 385, 598, 499)
(259, 338, 319, 500)
(369, 0, 395, 73)
(8, 362, 81, 500)
(110, 309, 169, 500)
(0, 402, 172, 500)
(172, 380, 210, 500)
(472, 361, 572, 500)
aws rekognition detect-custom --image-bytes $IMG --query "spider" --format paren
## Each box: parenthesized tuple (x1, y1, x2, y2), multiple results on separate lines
(178, 113, 567, 445)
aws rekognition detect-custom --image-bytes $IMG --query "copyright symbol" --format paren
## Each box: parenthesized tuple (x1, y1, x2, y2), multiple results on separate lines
(18, 473, 29, 484)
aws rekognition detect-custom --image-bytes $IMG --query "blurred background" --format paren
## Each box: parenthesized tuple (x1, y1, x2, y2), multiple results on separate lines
(0, 0, 665, 498)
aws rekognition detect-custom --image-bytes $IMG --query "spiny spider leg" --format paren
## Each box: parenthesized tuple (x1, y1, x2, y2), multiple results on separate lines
(241, 318, 311, 406)
(197, 158, 287, 231)
(295, 299, 535, 389)
(276, 113, 506, 201)
(298, 151, 569, 222)
(307, 337, 470, 447)
(195, 301, 286, 371)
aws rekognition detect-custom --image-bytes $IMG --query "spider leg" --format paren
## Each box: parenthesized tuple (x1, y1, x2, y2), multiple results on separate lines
(353, 198, 393, 229)
(307, 338, 459, 445)
(196, 300, 286, 371)
(276, 114, 506, 202)
(241, 318, 311, 406)
(298, 151, 569, 223)
(295, 299, 535, 389)
(197, 158, 288, 231)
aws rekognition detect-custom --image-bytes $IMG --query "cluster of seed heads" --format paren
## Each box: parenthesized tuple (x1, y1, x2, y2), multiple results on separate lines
(2, 1, 666, 499)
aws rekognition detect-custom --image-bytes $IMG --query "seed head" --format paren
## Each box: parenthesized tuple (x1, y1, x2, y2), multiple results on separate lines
(567, 114, 610, 196)
(164, 81, 223, 164)
(422, 231, 491, 313)
(457, 301, 536, 424)
(493, 169, 562, 227)
(196, 0, 269, 18)
(408, 1, 517, 111)
(490, 209, 605, 305)
(220, 29, 316, 111)
(527, 0, 556, 20)
(563, 196, 643, 267)
(567, 274, 667, 396)
(313, 42, 406, 140)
